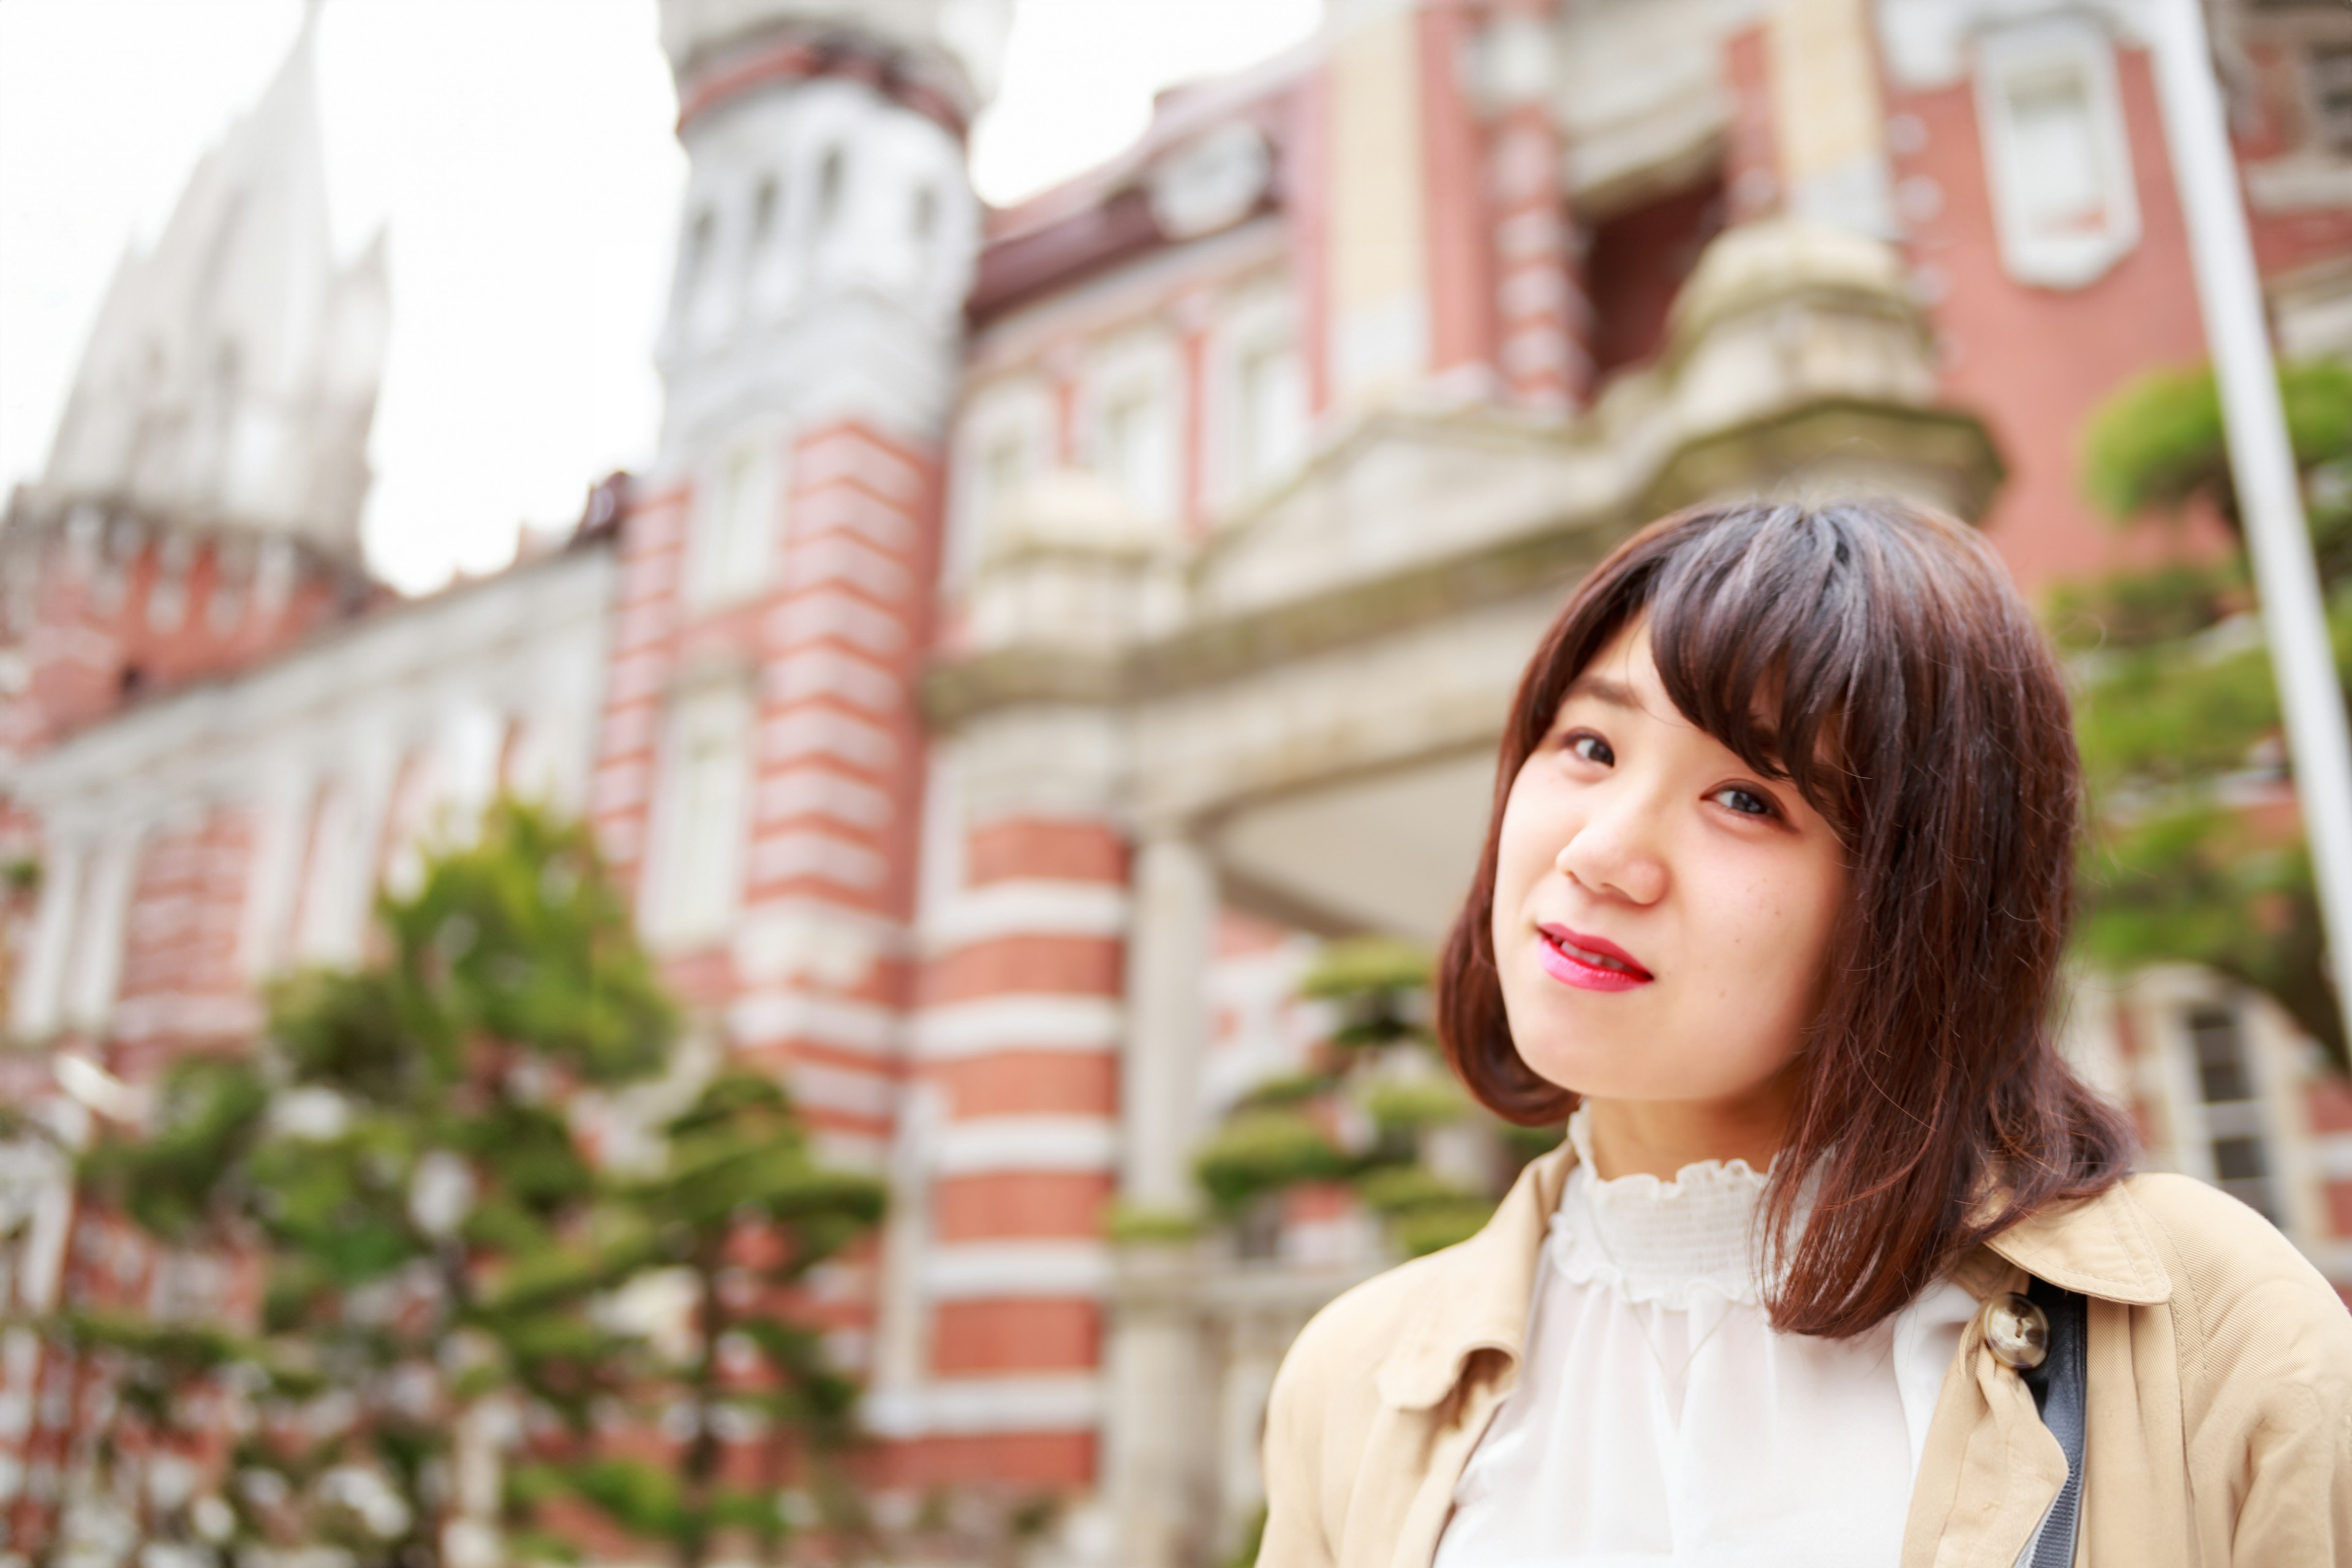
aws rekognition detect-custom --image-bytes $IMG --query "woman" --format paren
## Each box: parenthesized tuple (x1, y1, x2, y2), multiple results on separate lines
(1255, 498, 2352, 1567)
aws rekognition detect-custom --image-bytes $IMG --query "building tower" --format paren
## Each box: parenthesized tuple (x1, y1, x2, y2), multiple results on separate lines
(587, 0, 1014, 1505)
(0, 1, 386, 754)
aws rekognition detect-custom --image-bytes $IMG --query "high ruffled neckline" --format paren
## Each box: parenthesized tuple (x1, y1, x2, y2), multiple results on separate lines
(1550, 1106, 1780, 1309)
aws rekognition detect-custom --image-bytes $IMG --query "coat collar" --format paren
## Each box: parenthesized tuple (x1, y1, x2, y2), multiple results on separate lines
(1373, 1140, 2170, 1411)
(1374, 1139, 1576, 1410)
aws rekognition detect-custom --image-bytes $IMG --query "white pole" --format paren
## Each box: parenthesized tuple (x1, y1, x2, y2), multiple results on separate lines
(2148, 0, 2352, 1047)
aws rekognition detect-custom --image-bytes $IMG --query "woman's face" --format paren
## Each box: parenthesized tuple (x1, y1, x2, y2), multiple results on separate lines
(1489, 616, 1849, 1110)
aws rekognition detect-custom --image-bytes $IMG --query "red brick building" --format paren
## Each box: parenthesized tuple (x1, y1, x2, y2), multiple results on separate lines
(2, 1, 2348, 1563)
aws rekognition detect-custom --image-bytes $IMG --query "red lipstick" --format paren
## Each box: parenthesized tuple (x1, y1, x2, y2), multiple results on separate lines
(1534, 923, 1654, 993)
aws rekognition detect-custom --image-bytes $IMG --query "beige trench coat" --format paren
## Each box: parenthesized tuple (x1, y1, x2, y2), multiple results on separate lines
(1257, 1138, 2352, 1567)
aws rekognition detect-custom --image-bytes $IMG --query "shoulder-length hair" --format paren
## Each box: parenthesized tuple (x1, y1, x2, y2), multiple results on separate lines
(1436, 496, 2136, 1338)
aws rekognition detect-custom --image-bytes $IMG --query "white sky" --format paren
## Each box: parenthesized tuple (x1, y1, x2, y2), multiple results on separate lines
(0, 0, 1321, 597)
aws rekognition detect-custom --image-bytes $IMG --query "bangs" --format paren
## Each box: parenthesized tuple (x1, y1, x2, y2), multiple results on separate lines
(1640, 507, 1874, 838)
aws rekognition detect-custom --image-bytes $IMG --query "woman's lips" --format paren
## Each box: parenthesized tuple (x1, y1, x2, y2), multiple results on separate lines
(1534, 923, 1654, 993)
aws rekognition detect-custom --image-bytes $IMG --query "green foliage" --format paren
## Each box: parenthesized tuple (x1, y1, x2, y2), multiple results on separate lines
(1194, 1108, 1349, 1213)
(1104, 1199, 1204, 1245)
(80, 1055, 268, 1241)
(2082, 358, 2352, 524)
(1301, 936, 1432, 1050)
(2046, 562, 2242, 654)
(1187, 934, 1529, 1263)
(524, 1067, 883, 1566)
(2070, 359, 2352, 1074)
(53, 798, 880, 1568)
(1356, 1075, 1471, 1139)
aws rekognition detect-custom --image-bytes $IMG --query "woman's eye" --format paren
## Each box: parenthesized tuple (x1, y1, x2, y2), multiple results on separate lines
(1711, 785, 1774, 818)
(1566, 733, 1614, 766)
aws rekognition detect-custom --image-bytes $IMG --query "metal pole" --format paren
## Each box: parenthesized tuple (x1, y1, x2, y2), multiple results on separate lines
(2148, 0, 2352, 1046)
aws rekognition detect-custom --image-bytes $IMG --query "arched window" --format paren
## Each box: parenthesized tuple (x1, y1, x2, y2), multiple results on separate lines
(816, 146, 846, 233)
(750, 176, 780, 249)
(677, 206, 715, 300)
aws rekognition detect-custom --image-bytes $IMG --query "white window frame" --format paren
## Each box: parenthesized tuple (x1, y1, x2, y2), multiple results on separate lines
(685, 435, 784, 610)
(12, 842, 85, 1036)
(1210, 287, 1309, 513)
(643, 677, 755, 949)
(1973, 17, 2141, 290)
(62, 836, 138, 1031)
(948, 377, 1053, 587)
(1080, 330, 1183, 527)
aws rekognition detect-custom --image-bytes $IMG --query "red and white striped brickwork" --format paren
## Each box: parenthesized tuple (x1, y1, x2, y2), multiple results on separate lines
(1485, 0, 1589, 411)
(894, 813, 1129, 1488)
(1, 522, 355, 760)
(739, 423, 938, 1166)
(108, 808, 262, 1076)
(589, 421, 944, 1394)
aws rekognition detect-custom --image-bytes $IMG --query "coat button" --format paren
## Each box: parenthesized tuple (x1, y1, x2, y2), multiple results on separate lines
(1984, 1291, 2050, 1371)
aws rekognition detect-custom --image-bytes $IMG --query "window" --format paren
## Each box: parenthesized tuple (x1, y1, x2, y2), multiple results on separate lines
(816, 146, 846, 234)
(2006, 67, 2111, 235)
(62, 840, 136, 1031)
(1235, 338, 1306, 493)
(679, 207, 714, 294)
(646, 684, 752, 946)
(1099, 383, 1174, 522)
(2182, 1002, 2278, 1221)
(979, 434, 1029, 526)
(687, 439, 780, 608)
(2310, 44, 2352, 154)
(949, 380, 1051, 584)
(1975, 20, 2139, 288)
(750, 177, 779, 247)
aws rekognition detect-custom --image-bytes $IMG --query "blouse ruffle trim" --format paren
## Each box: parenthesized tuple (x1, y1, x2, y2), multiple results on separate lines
(1548, 1107, 1781, 1310)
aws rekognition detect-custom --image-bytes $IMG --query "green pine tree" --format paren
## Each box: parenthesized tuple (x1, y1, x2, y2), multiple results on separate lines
(1185, 937, 1556, 1261)
(47, 800, 881, 1568)
(2068, 357, 2352, 1069)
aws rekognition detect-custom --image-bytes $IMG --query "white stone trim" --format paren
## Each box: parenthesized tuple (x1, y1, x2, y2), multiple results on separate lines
(780, 533, 913, 605)
(110, 993, 263, 1042)
(1877, 0, 2152, 91)
(933, 1115, 1120, 1176)
(922, 1239, 1112, 1299)
(747, 831, 887, 890)
(1972, 15, 2141, 290)
(758, 707, 897, 771)
(787, 1060, 899, 1121)
(755, 766, 893, 830)
(763, 647, 902, 714)
(728, 990, 902, 1057)
(921, 880, 1129, 952)
(810, 1128, 888, 1174)
(797, 426, 925, 504)
(2313, 1132, 2352, 1183)
(912, 995, 1124, 1060)
(762, 590, 908, 656)
(861, 1374, 1102, 1438)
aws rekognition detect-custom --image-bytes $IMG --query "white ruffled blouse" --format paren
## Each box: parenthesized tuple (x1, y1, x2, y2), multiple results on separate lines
(1431, 1109, 1981, 1567)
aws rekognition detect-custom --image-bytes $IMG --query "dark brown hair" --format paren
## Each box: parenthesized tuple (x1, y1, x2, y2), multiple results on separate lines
(1437, 496, 2135, 1338)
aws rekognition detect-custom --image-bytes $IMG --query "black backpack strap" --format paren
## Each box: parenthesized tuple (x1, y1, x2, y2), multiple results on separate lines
(2018, 1276, 2089, 1568)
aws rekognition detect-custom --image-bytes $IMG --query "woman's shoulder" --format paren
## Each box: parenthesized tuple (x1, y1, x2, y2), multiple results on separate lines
(2117, 1171, 2352, 1383)
(1274, 1247, 1462, 1400)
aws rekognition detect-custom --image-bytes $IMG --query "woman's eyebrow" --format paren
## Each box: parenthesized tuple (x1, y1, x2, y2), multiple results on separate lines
(1562, 674, 1640, 709)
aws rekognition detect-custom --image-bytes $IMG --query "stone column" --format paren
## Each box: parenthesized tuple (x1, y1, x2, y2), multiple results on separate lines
(1118, 832, 1215, 1207)
(1104, 828, 1216, 1568)
(1486, 0, 1589, 410)
(1767, 0, 1896, 236)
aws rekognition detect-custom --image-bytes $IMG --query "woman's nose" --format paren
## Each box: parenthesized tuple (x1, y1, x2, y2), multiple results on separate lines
(1555, 797, 1667, 906)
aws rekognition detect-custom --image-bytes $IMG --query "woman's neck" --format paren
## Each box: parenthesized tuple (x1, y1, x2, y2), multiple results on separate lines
(1579, 1081, 1796, 1182)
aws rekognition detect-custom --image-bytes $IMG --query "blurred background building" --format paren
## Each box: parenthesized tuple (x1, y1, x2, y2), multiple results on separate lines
(1, 0, 2348, 1564)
